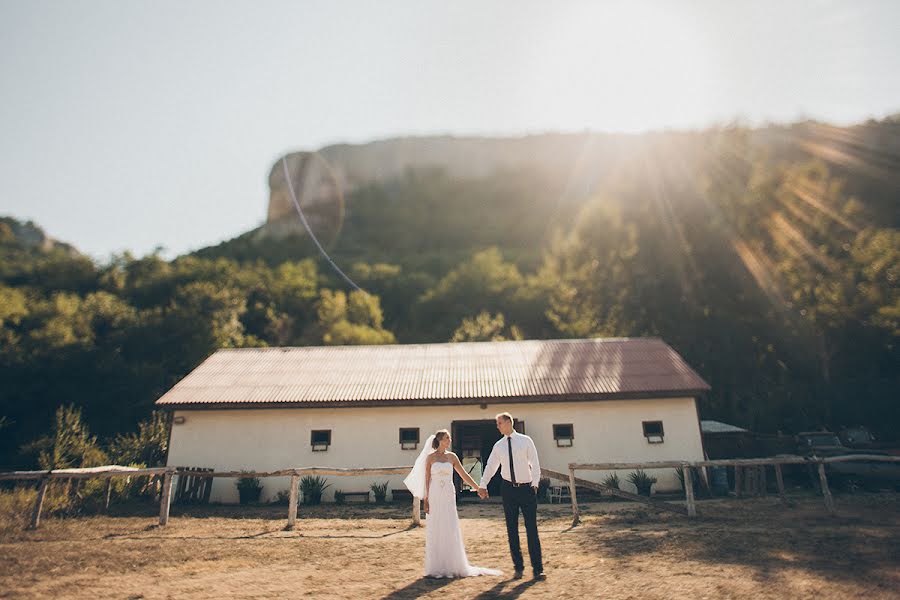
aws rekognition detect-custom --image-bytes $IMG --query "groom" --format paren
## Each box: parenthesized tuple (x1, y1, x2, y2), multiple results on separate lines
(478, 412, 545, 580)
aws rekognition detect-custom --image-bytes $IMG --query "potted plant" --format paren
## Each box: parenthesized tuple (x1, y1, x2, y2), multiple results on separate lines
(300, 475, 330, 505)
(370, 481, 389, 504)
(627, 469, 657, 497)
(601, 472, 621, 490)
(236, 474, 263, 504)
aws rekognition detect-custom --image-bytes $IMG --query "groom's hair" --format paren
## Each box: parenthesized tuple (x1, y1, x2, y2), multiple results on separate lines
(496, 412, 513, 424)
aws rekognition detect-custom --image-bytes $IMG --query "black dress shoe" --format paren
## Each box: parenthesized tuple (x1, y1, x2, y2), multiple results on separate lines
(533, 571, 546, 580)
(512, 569, 524, 579)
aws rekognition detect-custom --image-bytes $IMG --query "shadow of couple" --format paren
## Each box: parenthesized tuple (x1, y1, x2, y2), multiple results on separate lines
(381, 574, 542, 599)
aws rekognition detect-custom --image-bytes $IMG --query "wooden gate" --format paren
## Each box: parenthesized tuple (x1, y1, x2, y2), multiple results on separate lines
(173, 467, 213, 504)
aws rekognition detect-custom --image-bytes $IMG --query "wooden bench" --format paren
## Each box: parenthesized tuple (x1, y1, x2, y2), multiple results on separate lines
(342, 491, 370, 503)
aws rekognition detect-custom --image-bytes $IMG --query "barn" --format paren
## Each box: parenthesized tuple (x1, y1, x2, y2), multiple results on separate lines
(157, 337, 710, 502)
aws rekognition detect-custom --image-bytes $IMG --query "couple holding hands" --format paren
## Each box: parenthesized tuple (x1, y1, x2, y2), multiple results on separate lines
(404, 412, 545, 580)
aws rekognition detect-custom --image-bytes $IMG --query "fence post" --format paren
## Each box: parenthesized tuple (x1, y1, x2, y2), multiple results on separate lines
(28, 476, 50, 530)
(816, 462, 835, 515)
(412, 496, 421, 526)
(774, 464, 786, 501)
(159, 468, 175, 526)
(568, 466, 580, 526)
(734, 466, 742, 498)
(287, 473, 300, 530)
(683, 465, 696, 518)
(104, 477, 113, 512)
(758, 465, 767, 497)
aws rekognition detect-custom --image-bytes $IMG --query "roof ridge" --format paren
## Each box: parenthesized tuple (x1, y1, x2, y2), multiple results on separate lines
(212, 336, 666, 354)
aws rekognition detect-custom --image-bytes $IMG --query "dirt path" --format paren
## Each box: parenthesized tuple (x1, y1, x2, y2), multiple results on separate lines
(2, 494, 899, 599)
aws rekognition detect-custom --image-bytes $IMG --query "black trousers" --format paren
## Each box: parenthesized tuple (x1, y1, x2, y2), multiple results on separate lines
(501, 481, 543, 573)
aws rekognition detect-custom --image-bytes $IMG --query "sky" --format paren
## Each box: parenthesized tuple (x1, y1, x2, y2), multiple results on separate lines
(1, 0, 899, 259)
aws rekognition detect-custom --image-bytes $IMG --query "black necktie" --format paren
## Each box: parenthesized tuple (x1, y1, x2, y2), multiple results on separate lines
(507, 436, 517, 483)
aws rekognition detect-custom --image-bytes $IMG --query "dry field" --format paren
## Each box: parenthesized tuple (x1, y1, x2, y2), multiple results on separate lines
(1, 492, 899, 599)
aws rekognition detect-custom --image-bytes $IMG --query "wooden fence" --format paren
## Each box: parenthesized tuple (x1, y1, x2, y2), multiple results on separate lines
(5, 454, 899, 530)
(561, 454, 900, 526)
(0, 465, 418, 530)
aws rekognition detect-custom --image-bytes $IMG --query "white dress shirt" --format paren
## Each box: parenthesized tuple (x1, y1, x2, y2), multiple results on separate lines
(479, 431, 542, 488)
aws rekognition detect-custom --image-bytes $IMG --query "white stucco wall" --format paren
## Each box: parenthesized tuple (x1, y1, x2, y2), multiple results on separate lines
(166, 397, 704, 503)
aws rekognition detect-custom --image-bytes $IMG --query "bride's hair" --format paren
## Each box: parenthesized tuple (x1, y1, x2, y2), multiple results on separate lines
(432, 429, 450, 449)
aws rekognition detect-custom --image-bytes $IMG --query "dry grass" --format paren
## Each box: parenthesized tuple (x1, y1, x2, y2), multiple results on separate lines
(1, 491, 899, 599)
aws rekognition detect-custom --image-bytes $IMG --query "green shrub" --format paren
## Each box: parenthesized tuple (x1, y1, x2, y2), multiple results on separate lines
(627, 469, 657, 496)
(370, 481, 389, 503)
(601, 472, 621, 490)
(236, 473, 263, 504)
(300, 475, 330, 505)
(108, 411, 170, 467)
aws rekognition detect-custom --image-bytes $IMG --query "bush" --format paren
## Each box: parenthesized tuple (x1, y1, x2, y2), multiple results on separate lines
(334, 490, 345, 505)
(537, 477, 551, 503)
(370, 481, 389, 504)
(236, 474, 263, 504)
(601, 472, 621, 490)
(0, 482, 76, 527)
(108, 411, 170, 467)
(627, 469, 657, 496)
(300, 475, 330, 505)
(20, 405, 108, 470)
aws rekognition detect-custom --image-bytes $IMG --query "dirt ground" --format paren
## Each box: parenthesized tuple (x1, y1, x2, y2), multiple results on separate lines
(1, 493, 899, 599)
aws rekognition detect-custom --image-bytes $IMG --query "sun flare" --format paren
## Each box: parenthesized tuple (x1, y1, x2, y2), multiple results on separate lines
(535, 4, 716, 132)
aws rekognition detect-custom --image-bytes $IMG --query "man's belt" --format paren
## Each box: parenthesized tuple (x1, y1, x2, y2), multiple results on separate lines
(504, 480, 532, 488)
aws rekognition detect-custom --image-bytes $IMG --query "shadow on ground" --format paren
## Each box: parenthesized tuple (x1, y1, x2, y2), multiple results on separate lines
(568, 493, 900, 592)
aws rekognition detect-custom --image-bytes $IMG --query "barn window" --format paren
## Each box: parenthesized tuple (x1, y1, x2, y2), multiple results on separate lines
(311, 430, 332, 451)
(553, 424, 574, 447)
(399, 428, 420, 450)
(642, 421, 664, 443)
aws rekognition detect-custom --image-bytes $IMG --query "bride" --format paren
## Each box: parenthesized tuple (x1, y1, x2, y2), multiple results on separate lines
(404, 429, 502, 578)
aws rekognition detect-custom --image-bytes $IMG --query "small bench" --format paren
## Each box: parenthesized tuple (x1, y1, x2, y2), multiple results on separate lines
(342, 491, 370, 503)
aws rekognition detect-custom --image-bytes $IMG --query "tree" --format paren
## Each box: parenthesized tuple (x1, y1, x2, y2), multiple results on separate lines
(414, 248, 529, 340)
(314, 289, 397, 345)
(450, 311, 523, 342)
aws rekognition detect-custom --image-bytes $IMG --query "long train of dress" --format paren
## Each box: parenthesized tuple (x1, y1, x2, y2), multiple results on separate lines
(424, 462, 502, 578)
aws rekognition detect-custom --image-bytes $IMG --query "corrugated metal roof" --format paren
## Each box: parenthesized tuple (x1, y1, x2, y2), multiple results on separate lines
(700, 420, 748, 434)
(155, 337, 711, 408)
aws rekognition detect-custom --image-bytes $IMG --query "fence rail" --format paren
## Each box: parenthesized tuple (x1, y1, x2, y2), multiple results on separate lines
(563, 454, 900, 525)
(1, 465, 417, 530)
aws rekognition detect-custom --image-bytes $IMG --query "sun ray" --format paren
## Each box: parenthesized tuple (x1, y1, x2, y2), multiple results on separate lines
(732, 238, 788, 308)
(784, 180, 859, 232)
(768, 212, 838, 272)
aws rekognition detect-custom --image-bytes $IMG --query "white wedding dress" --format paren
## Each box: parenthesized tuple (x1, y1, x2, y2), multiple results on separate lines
(424, 461, 501, 578)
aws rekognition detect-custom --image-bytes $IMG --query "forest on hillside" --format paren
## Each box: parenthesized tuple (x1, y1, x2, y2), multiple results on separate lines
(1, 121, 898, 471)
